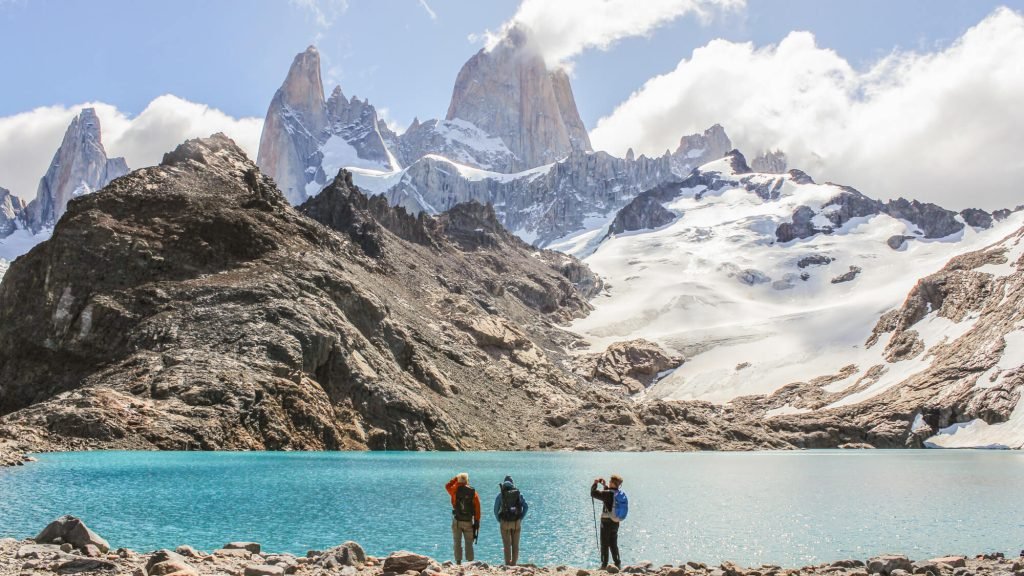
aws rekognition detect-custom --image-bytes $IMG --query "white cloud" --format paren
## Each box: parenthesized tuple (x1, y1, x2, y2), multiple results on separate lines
(0, 95, 263, 201)
(590, 7, 1024, 211)
(484, 0, 745, 68)
(417, 0, 437, 21)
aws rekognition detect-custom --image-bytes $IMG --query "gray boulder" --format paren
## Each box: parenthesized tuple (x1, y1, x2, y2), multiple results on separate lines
(383, 551, 431, 573)
(315, 542, 367, 569)
(245, 565, 285, 576)
(225, 542, 262, 554)
(929, 557, 966, 569)
(35, 515, 110, 554)
(146, 549, 198, 576)
(868, 555, 914, 575)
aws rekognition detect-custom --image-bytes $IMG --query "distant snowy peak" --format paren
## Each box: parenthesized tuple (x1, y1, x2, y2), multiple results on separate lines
(256, 46, 397, 204)
(24, 107, 128, 233)
(669, 124, 733, 176)
(445, 24, 592, 171)
(751, 149, 788, 174)
(395, 117, 518, 173)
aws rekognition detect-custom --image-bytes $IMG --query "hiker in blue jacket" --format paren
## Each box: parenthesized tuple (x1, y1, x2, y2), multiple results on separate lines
(591, 475, 625, 569)
(494, 475, 529, 566)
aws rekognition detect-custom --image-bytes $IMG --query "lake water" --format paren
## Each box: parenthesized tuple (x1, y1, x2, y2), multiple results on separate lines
(1, 451, 1023, 567)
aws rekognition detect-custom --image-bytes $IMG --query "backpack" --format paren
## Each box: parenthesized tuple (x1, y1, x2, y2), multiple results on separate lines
(611, 489, 629, 522)
(499, 486, 523, 521)
(454, 485, 476, 521)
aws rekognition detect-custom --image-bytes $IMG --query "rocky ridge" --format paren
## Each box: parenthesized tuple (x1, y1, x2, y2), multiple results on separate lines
(0, 135, 798, 455)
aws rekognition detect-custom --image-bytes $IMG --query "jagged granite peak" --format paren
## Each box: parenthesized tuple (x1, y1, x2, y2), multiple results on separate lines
(256, 46, 329, 204)
(257, 46, 396, 205)
(0, 188, 26, 237)
(445, 23, 592, 171)
(24, 108, 128, 233)
(669, 124, 732, 176)
(281, 45, 329, 128)
(752, 149, 788, 174)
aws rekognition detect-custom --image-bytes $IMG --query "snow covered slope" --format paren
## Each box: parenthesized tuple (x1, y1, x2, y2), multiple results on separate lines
(569, 153, 1021, 414)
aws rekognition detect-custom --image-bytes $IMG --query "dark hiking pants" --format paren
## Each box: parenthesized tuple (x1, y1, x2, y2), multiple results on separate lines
(600, 518, 620, 567)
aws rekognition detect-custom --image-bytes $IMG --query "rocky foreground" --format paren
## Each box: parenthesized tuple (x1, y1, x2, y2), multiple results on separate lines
(1, 516, 1021, 576)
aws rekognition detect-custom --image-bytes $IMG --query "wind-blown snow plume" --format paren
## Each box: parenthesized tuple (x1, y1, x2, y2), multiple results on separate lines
(0, 95, 262, 201)
(591, 7, 1024, 211)
(482, 0, 745, 68)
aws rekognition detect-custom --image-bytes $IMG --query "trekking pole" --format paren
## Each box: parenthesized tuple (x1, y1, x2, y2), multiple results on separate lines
(591, 496, 600, 557)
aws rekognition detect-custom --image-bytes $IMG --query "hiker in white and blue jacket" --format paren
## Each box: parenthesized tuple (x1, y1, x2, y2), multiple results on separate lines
(494, 475, 529, 566)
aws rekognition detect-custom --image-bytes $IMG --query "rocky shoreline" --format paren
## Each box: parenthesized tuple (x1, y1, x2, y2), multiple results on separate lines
(1, 517, 1021, 576)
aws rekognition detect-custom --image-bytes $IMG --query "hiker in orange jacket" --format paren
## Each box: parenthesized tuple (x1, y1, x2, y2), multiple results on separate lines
(446, 473, 482, 564)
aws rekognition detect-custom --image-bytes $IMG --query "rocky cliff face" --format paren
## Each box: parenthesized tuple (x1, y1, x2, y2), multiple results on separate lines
(256, 47, 396, 204)
(445, 25, 592, 171)
(24, 108, 128, 233)
(0, 188, 25, 237)
(0, 134, 800, 453)
(368, 148, 674, 245)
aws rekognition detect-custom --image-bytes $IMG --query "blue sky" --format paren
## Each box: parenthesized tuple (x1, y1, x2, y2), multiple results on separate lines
(0, 1, 1021, 211)
(0, 0, 1015, 129)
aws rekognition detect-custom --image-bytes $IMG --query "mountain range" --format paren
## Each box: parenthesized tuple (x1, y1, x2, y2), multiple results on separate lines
(1, 25, 1021, 455)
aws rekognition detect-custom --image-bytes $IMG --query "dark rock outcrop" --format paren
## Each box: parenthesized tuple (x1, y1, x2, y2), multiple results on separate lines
(959, 208, 993, 229)
(797, 254, 834, 268)
(887, 235, 914, 250)
(776, 206, 818, 243)
(830, 266, 862, 284)
(606, 195, 677, 236)
(883, 198, 963, 239)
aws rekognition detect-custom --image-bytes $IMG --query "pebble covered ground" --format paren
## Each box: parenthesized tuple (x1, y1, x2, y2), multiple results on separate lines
(2, 517, 1023, 576)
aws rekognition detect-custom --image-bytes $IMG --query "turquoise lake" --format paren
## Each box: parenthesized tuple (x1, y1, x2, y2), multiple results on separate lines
(2, 450, 1023, 567)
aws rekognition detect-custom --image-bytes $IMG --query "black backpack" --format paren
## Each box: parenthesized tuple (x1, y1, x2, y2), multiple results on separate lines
(454, 485, 476, 521)
(499, 486, 523, 521)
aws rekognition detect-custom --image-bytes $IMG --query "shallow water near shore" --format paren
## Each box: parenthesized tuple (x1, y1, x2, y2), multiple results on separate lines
(2, 450, 1023, 567)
